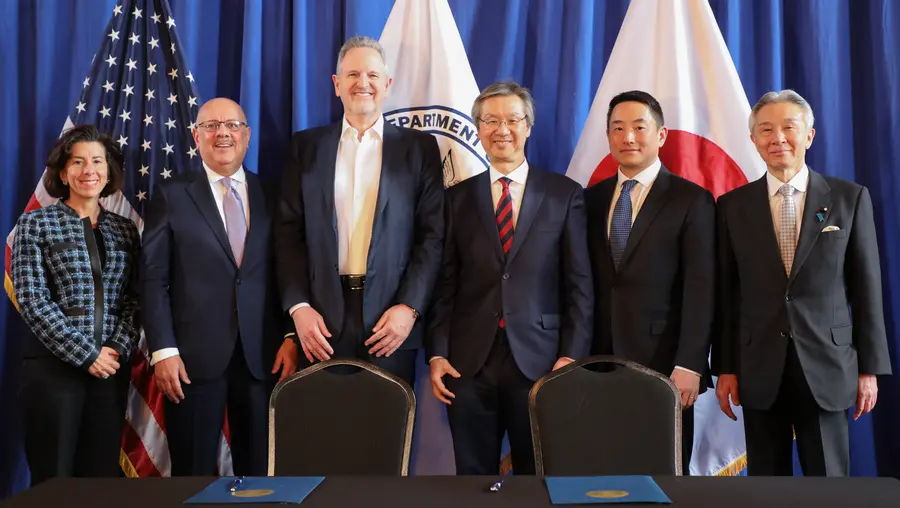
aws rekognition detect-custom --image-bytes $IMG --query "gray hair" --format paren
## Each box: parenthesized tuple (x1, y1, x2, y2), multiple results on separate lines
(749, 89, 815, 133)
(335, 36, 388, 75)
(471, 81, 536, 128)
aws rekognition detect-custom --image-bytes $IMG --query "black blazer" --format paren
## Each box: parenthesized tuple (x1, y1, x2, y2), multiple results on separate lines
(140, 170, 284, 381)
(275, 120, 444, 350)
(713, 169, 892, 411)
(585, 167, 716, 389)
(427, 167, 594, 381)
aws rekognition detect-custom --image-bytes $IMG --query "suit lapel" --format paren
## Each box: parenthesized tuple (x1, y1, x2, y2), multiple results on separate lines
(317, 123, 342, 260)
(474, 171, 505, 262)
(186, 173, 236, 265)
(617, 168, 672, 270)
(243, 172, 267, 266)
(789, 169, 831, 284)
(593, 178, 618, 276)
(369, 121, 401, 262)
(741, 176, 786, 281)
(506, 168, 545, 265)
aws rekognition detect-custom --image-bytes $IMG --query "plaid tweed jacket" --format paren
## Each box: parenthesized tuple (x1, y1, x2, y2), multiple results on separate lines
(12, 200, 141, 369)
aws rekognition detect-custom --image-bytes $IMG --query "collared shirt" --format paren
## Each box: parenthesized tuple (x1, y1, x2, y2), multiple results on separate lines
(151, 163, 252, 366)
(766, 164, 809, 242)
(335, 115, 384, 275)
(489, 160, 529, 226)
(606, 159, 662, 237)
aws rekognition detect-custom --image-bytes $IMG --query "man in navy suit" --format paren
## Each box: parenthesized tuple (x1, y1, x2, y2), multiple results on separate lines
(275, 36, 443, 388)
(427, 81, 593, 475)
(584, 91, 716, 475)
(714, 90, 892, 476)
(141, 98, 298, 476)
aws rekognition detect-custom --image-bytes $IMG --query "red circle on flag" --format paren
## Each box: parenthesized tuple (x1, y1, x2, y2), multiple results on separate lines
(588, 130, 750, 198)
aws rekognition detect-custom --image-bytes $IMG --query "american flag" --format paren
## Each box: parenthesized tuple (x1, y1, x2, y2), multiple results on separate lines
(3, 0, 233, 478)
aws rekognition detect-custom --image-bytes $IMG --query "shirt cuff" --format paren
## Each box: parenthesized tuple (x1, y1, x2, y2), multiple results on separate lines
(429, 356, 444, 363)
(674, 366, 701, 377)
(150, 348, 180, 366)
(289, 302, 310, 316)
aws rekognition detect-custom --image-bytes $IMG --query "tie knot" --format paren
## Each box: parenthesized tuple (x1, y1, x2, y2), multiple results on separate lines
(779, 183, 794, 197)
(499, 177, 511, 189)
(622, 179, 638, 193)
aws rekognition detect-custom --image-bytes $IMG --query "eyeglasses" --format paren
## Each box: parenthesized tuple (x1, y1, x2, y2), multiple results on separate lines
(479, 117, 527, 130)
(196, 120, 249, 132)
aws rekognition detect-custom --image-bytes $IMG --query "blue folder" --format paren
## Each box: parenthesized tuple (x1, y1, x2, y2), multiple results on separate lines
(545, 476, 671, 504)
(184, 476, 325, 504)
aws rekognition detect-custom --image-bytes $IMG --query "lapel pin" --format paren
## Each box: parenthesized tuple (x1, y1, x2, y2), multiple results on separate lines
(816, 206, 828, 223)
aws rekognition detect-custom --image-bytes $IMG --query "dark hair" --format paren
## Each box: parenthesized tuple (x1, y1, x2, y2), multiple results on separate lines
(606, 90, 665, 130)
(43, 124, 125, 199)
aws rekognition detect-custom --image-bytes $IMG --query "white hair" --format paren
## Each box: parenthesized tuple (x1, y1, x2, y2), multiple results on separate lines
(749, 89, 815, 133)
(335, 36, 388, 75)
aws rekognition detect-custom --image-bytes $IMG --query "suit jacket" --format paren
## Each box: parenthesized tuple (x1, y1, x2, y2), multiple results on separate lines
(427, 167, 594, 382)
(275, 120, 444, 350)
(585, 167, 716, 389)
(713, 169, 892, 411)
(12, 201, 141, 368)
(140, 170, 284, 381)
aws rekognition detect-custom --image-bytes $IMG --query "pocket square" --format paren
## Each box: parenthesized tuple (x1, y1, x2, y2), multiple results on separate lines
(822, 225, 841, 232)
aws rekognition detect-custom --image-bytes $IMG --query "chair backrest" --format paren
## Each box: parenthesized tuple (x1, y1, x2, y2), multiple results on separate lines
(529, 355, 682, 476)
(268, 358, 415, 476)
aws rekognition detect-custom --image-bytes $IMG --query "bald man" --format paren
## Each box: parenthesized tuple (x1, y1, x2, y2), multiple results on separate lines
(141, 98, 298, 476)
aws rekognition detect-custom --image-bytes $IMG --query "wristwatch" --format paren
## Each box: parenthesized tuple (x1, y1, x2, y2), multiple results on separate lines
(409, 306, 420, 320)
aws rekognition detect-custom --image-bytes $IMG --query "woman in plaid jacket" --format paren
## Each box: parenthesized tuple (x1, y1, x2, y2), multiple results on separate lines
(11, 125, 140, 485)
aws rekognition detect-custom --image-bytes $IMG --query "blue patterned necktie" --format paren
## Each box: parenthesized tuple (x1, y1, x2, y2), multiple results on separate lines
(220, 176, 247, 267)
(610, 179, 638, 270)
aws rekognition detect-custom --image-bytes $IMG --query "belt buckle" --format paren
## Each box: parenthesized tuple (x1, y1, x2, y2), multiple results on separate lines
(342, 274, 365, 290)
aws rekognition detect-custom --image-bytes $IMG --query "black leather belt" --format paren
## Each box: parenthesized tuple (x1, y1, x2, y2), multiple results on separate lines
(340, 274, 365, 290)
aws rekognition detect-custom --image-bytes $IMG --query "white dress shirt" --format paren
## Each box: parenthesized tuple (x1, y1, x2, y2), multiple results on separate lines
(604, 159, 697, 378)
(288, 116, 385, 318)
(151, 163, 251, 366)
(490, 160, 529, 225)
(606, 159, 662, 236)
(766, 164, 809, 243)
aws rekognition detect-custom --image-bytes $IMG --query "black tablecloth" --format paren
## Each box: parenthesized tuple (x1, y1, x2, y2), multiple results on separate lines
(3, 475, 900, 507)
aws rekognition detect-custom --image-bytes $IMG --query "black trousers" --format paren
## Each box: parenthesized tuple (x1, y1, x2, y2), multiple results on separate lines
(682, 405, 694, 476)
(743, 340, 849, 476)
(164, 343, 271, 477)
(301, 287, 417, 389)
(445, 329, 536, 475)
(20, 355, 129, 486)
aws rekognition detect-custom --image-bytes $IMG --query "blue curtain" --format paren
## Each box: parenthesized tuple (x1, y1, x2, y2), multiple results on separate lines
(1, 0, 898, 495)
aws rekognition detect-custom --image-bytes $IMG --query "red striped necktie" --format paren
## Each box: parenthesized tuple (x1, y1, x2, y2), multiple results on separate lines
(495, 177, 514, 328)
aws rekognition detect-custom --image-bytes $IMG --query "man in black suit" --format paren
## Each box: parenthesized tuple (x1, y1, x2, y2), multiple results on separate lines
(275, 36, 443, 388)
(584, 91, 716, 475)
(427, 81, 593, 475)
(141, 98, 298, 476)
(714, 90, 892, 476)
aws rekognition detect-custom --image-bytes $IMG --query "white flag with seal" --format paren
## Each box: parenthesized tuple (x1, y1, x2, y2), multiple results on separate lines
(566, 0, 766, 476)
(380, 0, 488, 188)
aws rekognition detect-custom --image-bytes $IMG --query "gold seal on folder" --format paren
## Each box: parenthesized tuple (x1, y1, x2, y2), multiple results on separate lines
(586, 490, 629, 499)
(231, 489, 275, 498)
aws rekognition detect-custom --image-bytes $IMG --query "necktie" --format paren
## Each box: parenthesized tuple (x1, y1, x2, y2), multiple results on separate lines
(220, 177, 247, 267)
(610, 180, 638, 270)
(778, 183, 797, 275)
(495, 177, 514, 329)
(496, 177, 515, 255)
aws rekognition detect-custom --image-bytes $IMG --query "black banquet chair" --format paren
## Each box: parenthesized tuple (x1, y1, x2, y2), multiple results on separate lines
(529, 355, 682, 476)
(268, 358, 416, 476)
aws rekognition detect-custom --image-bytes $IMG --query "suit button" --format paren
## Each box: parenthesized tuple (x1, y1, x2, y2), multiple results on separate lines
(502, 273, 510, 280)
(781, 331, 792, 338)
(492, 311, 500, 317)
(785, 294, 793, 302)
(236, 278, 242, 285)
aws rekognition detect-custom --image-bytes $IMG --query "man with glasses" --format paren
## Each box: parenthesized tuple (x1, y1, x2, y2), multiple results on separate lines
(275, 36, 443, 388)
(427, 81, 593, 475)
(142, 97, 298, 476)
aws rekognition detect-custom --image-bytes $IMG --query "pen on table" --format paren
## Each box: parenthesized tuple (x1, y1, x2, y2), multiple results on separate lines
(489, 478, 505, 492)
(228, 476, 244, 493)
